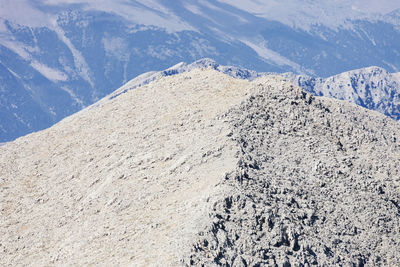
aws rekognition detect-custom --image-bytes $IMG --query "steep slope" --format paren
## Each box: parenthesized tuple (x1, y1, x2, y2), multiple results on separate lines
(1, 0, 400, 142)
(0, 68, 251, 266)
(1, 68, 400, 266)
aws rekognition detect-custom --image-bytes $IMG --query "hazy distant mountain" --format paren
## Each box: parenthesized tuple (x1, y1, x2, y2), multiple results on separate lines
(285, 67, 400, 120)
(1, 0, 400, 142)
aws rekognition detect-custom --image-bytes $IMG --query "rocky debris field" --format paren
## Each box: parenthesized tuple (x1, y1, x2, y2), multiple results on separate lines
(186, 77, 400, 266)
(0, 68, 399, 266)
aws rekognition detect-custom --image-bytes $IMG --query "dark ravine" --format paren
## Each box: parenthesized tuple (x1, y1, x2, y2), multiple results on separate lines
(185, 82, 400, 266)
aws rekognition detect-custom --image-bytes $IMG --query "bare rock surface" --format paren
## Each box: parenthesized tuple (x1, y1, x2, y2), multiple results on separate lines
(186, 78, 400, 266)
(1, 68, 400, 266)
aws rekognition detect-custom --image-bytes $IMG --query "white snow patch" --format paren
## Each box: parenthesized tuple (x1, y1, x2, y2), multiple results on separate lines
(52, 22, 94, 87)
(30, 61, 68, 82)
(383, 61, 399, 72)
(42, 0, 196, 33)
(240, 39, 308, 74)
(198, 0, 248, 23)
(0, 39, 30, 60)
(102, 37, 129, 61)
(359, 28, 376, 46)
(185, 3, 203, 15)
(13, 112, 26, 125)
(61, 86, 84, 107)
(6, 67, 21, 79)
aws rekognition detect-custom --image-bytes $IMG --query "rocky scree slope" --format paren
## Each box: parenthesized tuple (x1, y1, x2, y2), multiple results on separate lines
(0, 68, 400, 266)
(186, 76, 400, 266)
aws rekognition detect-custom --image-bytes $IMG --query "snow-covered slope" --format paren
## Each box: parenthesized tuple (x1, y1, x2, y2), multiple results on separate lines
(286, 67, 400, 120)
(1, 1, 400, 142)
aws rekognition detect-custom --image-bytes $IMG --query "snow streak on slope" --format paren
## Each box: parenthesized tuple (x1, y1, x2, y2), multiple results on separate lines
(52, 22, 94, 88)
(216, 0, 400, 30)
(30, 61, 68, 82)
(239, 39, 311, 74)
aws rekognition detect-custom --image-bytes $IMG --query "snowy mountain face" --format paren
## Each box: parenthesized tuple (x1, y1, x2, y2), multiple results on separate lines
(1, 0, 400, 142)
(285, 67, 400, 120)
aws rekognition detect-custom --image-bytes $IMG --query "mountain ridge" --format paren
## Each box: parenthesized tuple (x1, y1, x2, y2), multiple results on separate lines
(98, 59, 400, 121)
(1, 68, 399, 266)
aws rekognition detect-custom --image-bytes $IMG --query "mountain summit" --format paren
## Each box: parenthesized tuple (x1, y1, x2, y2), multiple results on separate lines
(1, 68, 399, 266)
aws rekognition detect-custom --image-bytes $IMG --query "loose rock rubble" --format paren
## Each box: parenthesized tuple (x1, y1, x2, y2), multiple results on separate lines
(0, 68, 399, 266)
(186, 78, 400, 266)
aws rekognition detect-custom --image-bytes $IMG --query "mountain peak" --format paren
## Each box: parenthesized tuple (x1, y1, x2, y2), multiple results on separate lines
(1, 68, 400, 266)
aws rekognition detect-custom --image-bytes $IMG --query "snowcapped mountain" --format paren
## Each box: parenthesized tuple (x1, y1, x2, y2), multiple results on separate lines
(1, 0, 400, 142)
(285, 67, 400, 120)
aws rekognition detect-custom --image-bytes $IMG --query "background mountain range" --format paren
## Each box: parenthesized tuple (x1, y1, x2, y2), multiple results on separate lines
(1, 0, 400, 142)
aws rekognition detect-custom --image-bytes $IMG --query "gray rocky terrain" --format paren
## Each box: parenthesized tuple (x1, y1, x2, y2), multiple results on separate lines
(186, 77, 400, 266)
(1, 68, 400, 266)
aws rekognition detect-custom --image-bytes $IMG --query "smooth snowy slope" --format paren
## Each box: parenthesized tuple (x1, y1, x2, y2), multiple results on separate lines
(1, 68, 400, 266)
(1, 0, 400, 142)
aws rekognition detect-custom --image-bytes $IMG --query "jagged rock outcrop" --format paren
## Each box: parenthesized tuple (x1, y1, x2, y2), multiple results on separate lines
(1, 68, 399, 266)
